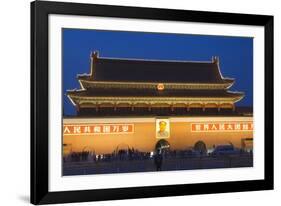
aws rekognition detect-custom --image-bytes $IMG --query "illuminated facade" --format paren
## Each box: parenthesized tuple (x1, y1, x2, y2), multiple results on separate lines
(63, 117, 253, 155)
(67, 51, 245, 116)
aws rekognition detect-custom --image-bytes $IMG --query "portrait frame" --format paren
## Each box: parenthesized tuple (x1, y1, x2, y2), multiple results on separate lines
(155, 119, 170, 139)
(31, 0, 274, 204)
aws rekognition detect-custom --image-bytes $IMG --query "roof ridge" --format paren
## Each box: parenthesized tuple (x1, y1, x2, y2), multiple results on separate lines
(98, 56, 213, 64)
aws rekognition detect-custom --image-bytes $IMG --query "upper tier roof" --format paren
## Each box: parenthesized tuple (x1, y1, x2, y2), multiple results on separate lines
(81, 54, 230, 83)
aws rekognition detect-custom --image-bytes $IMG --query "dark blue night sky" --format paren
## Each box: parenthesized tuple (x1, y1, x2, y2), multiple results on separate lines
(63, 29, 253, 116)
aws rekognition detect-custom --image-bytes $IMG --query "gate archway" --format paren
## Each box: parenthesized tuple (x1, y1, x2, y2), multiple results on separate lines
(155, 139, 170, 151)
(194, 141, 207, 155)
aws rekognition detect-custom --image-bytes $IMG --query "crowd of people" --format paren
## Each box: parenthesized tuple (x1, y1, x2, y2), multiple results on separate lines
(63, 147, 252, 164)
(64, 148, 152, 163)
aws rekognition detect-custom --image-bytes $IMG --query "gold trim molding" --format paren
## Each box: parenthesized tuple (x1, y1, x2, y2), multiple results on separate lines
(68, 94, 243, 107)
(79, 79, 234, 90)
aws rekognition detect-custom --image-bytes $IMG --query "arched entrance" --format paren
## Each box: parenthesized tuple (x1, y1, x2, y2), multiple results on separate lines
(194, 141, 207, 155)
(82, 146, 95, 153)
(114, 143, 131, 160)
(155, 139, 170, 152)
(115, 143, 130, 153)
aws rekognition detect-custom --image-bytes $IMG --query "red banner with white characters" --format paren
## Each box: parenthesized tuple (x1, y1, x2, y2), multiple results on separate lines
(63, 124, 134, 135)
(191, 122, 253, 132)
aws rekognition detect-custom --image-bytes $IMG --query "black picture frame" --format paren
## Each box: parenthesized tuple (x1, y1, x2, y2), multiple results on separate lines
(31, 0, 274, 204)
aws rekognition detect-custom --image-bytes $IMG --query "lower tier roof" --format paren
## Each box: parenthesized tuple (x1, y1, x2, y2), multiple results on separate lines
(67, 89, 244, 98)
(67, 89, 244, 107)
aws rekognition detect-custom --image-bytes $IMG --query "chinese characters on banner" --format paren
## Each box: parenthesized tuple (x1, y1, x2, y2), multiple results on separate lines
(63, 124, 134, 135)
(63, 121, 253, 135)
(191, 122, 253, 132)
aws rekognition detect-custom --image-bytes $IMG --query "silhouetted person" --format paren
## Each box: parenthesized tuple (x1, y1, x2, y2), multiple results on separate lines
(154, 149, 163, 171)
